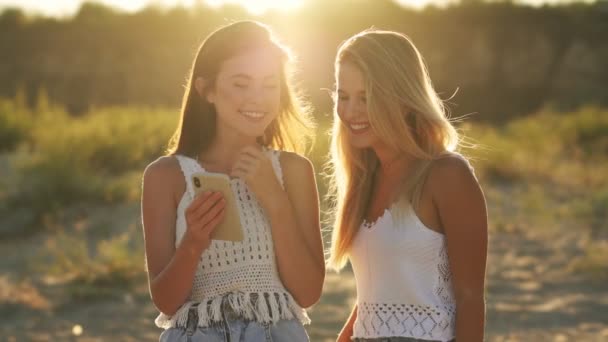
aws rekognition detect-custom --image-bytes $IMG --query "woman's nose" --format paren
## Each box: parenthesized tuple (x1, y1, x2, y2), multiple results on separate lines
(342, 100, 364, 121)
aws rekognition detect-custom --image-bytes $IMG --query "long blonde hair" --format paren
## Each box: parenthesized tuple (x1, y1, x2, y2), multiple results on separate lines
(167, 20, 314, 157)
(327, 29, 460, 270)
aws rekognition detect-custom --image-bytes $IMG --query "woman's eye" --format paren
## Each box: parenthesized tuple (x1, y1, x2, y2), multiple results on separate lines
(234, 83, 247, 88)
(334, 92, 347, 101)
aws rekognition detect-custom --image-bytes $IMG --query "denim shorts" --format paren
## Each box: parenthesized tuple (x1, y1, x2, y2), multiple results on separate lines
(353, 338, 454, 342)
(159, 304, 309, 342)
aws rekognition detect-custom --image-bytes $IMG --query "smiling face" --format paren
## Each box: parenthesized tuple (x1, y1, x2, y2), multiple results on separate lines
(205, 47, 282, 140)
(335, 61, 382, 149)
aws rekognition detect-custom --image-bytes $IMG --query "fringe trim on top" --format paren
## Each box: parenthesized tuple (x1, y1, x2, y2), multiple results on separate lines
(154, 291, 310, 329)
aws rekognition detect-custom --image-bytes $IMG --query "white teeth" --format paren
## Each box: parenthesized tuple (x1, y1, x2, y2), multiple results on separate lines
(241, 111, 265, 119)
(350, 123, 370, 130)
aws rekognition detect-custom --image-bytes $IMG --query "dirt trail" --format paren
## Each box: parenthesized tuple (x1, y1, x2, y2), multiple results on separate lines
(1, 223, 606, 341)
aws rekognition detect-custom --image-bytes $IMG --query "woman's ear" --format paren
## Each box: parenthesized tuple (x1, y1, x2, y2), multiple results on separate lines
(195, 77, 215, 103)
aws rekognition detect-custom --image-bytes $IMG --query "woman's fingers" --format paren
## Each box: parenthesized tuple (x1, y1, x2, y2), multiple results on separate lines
(232, 153, 263, 179)
(233, 155, 257, 171)
(201, 205, 227, 236)
(240, 146, 263, 158)
(186, 191, 212, 215)
(197, 197, 226, 229)
(230, 168, 246, 180)
(187, 191, 222, 225)
(231, 159, 254, 178)
(192, 191, 224, 220)
(237, 153, 259, 165)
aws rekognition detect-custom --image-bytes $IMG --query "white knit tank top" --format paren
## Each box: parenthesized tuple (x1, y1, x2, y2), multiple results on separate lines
(349, 204, 456, 341)
(155, 149, 310, 329)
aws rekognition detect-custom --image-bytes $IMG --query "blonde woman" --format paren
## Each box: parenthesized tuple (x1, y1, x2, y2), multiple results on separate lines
(141, 21, 324, 341)
(328, 29, 488, 342)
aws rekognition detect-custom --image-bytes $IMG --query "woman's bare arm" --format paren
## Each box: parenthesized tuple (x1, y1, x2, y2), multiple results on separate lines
(429, 155, 488, 342)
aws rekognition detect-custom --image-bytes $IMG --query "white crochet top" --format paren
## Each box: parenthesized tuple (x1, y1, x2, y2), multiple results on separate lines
(349, 204, 456, 341)
(155, 149, 310, 329)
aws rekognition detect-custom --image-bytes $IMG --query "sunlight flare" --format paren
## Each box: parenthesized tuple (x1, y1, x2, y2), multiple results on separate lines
(204, 0, 304, 14)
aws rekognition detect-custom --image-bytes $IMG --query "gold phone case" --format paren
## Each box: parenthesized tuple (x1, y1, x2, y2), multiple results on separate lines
(191, 172, 243, 242)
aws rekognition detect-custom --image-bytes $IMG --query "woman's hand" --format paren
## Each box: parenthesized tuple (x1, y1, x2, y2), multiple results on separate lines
(184, 191, 226, 251)
(230, 145, 283, 209)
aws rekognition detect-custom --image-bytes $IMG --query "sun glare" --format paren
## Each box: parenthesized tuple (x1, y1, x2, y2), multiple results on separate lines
(393, 0, 454, 9)
(0, 0, 305, 16)
(204, 0, 304, 15)
(0, 0, 588, 17)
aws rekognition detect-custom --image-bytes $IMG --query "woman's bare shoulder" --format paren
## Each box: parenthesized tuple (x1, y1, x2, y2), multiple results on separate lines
(279, 151, 314, 171)
(143, 155, 186, 202)
(427, 152, 480, 200)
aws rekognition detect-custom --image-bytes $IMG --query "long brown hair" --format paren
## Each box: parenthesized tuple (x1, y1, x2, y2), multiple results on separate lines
(167, 20, 314, 157)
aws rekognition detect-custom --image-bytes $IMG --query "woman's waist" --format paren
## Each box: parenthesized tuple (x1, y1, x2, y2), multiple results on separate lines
(353, 301, 456, 341)
(356, 300, 456, 316)
(354, 290, 455, 310)
(190, 263, 285, 296)
(156, 291, 310, 329)
(353, 272, 452, 304)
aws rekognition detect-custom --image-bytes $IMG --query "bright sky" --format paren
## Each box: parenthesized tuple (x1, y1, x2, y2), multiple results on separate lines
(0, 0, 303, 17)
(0, 0, 596, 17)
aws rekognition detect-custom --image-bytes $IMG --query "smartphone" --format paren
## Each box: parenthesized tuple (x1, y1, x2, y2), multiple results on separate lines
(191, 172, 243, 242)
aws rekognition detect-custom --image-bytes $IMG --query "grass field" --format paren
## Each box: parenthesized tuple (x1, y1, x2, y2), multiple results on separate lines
(1, 98, 606, 341)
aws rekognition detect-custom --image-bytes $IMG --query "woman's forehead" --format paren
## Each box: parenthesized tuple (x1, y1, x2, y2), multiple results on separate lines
(219, 48, 281, 79)
(337, 62, 365, 91)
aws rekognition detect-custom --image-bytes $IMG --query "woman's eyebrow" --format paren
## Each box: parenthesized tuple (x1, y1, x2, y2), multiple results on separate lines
(337, 89, 365, 95)
(229, 73, 278, 80)
(230, 73, 252, 80)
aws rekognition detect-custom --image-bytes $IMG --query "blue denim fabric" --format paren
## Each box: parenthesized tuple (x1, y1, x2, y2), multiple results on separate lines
(353, 338, 454, 342)
(159, 305, 309, 342)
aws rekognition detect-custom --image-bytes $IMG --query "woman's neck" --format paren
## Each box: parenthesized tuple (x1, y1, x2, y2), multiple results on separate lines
(372, 144, 415, 176)
(198, 129, 260, 174)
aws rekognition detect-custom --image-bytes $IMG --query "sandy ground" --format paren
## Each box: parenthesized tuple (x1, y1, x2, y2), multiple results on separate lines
(1, 204, 607, 342)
